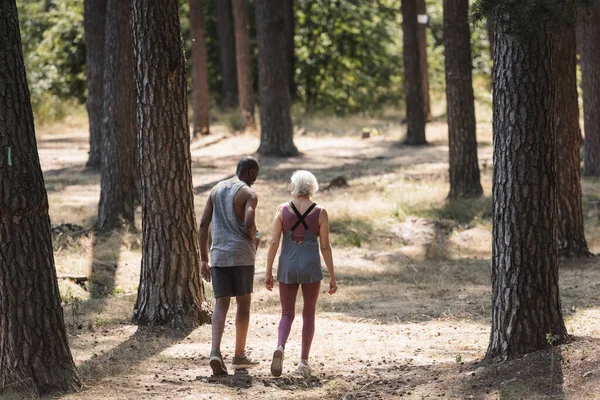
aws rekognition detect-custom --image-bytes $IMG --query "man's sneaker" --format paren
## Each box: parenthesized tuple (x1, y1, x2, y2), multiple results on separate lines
(209, 350, 228, 376)
(295, 360, 312, 378)
(232, 353, 260, 369)
(270, 346, 284, 377)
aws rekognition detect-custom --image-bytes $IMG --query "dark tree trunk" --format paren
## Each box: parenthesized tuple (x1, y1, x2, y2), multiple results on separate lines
(402, 0, 427, 145)
(283, 0, 295, 100)
(97, 0, 137, 232)
(84, 0, 107, 168)
(486, 18, 568, 361)
(0, 2, 81, 394)
(580, 1, 600, 176)
(443, 0, 483, 199)
(232, 0, 255, 130)
(554, 7, 590, 258)
(190, 0, 211, 137)
(416, 0, 431, 120)
(256, 0, 298, 156)
(216, 0, 238, 109)
(131, 0, 211, 328)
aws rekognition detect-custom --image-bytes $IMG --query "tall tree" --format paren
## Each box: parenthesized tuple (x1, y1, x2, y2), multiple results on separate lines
(486, 10, 568, 361)
(555, 2, 589, 257)
(190, 0, 211, 136)
(402, 0, 427, 145)
(416, 0, 431, 120)
(232, 0, 255, 130)
(97, 0, 137, 232)
(131, 0, 211, 328)
(579, 1, 600, 176)
(256, 0, 298, 156)
(443, 0, 483, 199)
(0, 1, 81, 394)
(216, 0, 238, 109)
(283, 0, 295, 99)
(84, 0, 107, 168)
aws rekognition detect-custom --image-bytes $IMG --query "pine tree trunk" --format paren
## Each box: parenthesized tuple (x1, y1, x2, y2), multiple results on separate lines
(486, 19, 568, 361)
(190, 0, 211, 137)
(131, 0, 211, 328)
(580, 1, 600, 176)
(97, 0, 137, 232)
(416, 0, 431, 120)
(216, 0, 238, 109)
(554, 7, 589, 258)
(232, 0, 255, 130)
(283, 0, 295, 100)
(84, 0, 107, 168)
(0, 2, 81, 394)
(402, 0, 427, 145)
(443, 0, 483, 199)
(256, 0, 298, 156)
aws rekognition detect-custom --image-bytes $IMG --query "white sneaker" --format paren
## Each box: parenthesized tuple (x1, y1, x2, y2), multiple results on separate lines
(295, 360, 312, 377)
(271, 346, 284, 377)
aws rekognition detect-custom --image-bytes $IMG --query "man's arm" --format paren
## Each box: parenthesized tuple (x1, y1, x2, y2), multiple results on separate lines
(199, 190, 214, 281)
(243, 190, 259, 239)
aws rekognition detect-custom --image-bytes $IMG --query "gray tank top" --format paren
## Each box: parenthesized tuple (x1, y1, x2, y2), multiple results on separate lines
(210, 180, 256, 267)
(277, 202, 323, 284)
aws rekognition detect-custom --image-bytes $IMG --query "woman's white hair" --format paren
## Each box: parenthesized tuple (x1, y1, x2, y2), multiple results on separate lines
(290, 170, 319, 197)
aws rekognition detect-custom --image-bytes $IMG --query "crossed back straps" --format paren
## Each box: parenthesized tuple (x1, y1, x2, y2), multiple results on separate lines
(289, 202, 318, 232)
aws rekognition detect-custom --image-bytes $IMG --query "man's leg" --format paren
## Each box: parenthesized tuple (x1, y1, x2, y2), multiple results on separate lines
(234, 294, 251, 357)
(212, 296, 231, 353)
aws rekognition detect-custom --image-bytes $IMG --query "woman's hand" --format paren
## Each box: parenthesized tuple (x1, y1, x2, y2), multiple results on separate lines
(265, 273, 274, 291)
(328, 277, 338, 295)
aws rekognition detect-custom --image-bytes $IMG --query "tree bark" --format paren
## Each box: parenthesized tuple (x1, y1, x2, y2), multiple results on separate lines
(402, 0, 427, 145)
(232, 0, 255, 130)
(0, 2, 81, 394)
(256, 0, 298, 156)
(554, 7, 589, 258)
(84, 0, 107, 168)
(486, 18, 568, 361)
(283, 0, 295, 100)
(443, 0, 483, 199)
(97, 0, 137, 232)
(580, 1, 600, 176)
(131, 0, 211, 328)
(416, 0, 431, 121)
(190, 0, 211, 137)
(216, 0, 238, 109)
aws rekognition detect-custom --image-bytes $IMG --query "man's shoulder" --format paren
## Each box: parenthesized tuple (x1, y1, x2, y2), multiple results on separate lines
(237, 185, 257, 199)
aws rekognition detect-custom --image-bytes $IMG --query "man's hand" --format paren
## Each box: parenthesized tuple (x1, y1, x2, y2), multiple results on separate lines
(265, 273, 274, 291)
(201, 261, 211, 282)
(328, 277, 338, 295)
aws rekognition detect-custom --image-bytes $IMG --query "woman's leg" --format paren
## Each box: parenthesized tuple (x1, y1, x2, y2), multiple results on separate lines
(300, 281, 321, 360)
(278, 282, 300, 348)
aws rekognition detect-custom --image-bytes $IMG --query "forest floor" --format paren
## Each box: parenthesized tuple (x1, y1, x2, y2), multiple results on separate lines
(13, 110, 600, 399)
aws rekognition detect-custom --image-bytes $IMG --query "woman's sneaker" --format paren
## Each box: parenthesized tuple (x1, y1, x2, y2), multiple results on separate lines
(270, 346, 284, 377)
(295, 360, 312, 378)
(232, 353, 260, 369)
(209, 350, 228, 376)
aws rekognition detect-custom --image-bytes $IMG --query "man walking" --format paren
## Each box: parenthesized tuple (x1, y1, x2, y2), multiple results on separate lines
(199, 156, 260, 375)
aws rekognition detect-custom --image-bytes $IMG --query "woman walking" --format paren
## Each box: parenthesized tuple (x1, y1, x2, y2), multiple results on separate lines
(265, 170, 338, 377)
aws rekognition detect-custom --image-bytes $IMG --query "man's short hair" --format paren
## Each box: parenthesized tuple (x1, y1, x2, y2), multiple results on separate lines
(236, 155, 260, 175)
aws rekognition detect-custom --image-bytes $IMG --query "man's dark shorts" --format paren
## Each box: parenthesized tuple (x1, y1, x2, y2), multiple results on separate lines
(211, 265, 255, 298)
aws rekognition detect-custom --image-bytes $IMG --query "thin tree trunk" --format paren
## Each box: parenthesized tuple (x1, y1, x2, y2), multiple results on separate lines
(443, 0, 483, 199)
(580, 1, 600, 176)
(84, 0, 107, 168)
(131, 0, 211, 328)
(256, 0, 298, 156)
(283, 0, 295, 100)
(216, 0, 238, 109)
(554, 5, 589, 258)
(190, 0, 211, 137)
(0, 2, 81, 394)
(486, 18, 568, 361)
(402, 0, 427, 145)
(232, 0, 255, 130)
(416, 0, 431, 120)
(97, 0, 137, 232)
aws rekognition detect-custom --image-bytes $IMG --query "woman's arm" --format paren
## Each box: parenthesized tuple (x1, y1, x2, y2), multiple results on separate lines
(265, 205, 284, 291)
(318, 208, 337, 294)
